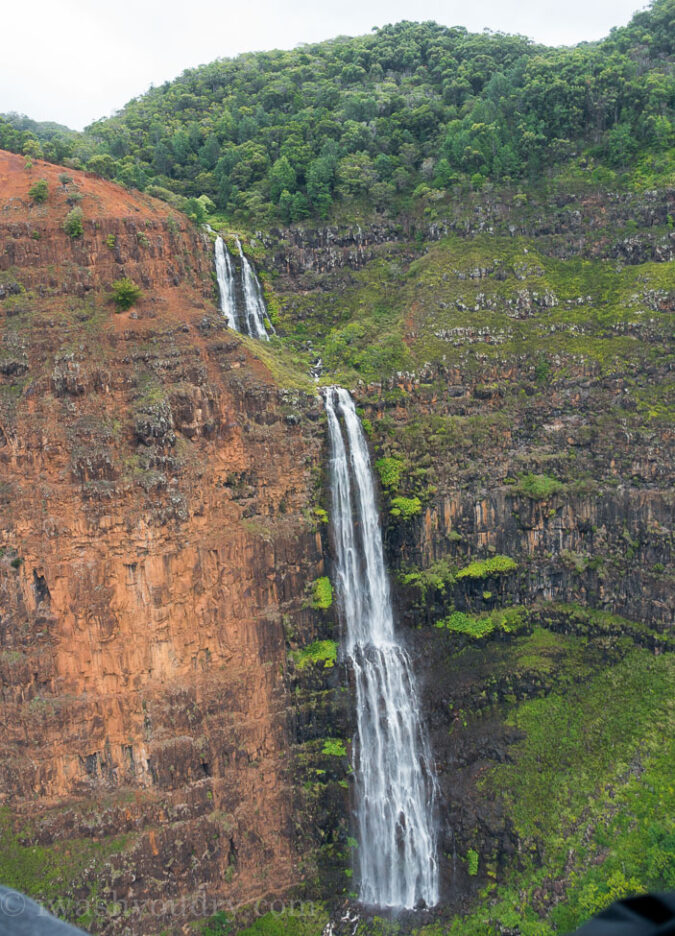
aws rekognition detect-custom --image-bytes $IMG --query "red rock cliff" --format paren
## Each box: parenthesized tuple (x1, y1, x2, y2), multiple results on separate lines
(0, 151, 326, 933)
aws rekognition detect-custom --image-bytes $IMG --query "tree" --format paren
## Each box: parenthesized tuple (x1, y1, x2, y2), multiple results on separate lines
(86, 154, 117, 179)
(63, 207, 84, 238)
(111, 278, 143, 310)
(28, 178, 49, 204)
(269, 156, 297, 202)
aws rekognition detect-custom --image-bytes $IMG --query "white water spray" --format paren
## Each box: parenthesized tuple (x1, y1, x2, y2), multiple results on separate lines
(236, 238, 273, 340)
(324, 386, 439, 910)
(214, 235, 238, 331)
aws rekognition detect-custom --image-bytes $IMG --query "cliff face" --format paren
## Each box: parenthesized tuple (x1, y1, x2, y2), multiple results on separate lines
(1, 149, 673, 935)
(0, 152, 330, 932)
(252, 195, 673, 930)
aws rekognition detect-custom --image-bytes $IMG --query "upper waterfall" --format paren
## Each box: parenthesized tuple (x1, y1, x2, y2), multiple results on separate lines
(214, 235, 238, 331)
(236, 238, 274, 341)
(324, 386, 439, 910)
(212, 234, 272, 340)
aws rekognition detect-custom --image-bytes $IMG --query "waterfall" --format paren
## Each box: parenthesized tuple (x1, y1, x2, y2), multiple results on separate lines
(236, 238, 273, 340)
(324, 386, 439, 910)
(214, 236, 238, 331)
(212, 234, 272, 339)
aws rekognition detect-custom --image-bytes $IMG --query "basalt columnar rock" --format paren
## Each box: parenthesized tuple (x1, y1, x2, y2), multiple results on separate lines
(0, 152, 342, 934)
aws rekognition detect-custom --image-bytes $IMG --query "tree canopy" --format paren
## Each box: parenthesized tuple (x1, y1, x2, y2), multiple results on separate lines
(2, 1, 673, 224)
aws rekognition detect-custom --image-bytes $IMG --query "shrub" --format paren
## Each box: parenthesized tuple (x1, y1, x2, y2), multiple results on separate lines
(467, 848, 479, 876)
(514, 472, 564, 500)
(63, 207, 83, 238)
(436, 607, 526, 639)
(321, 738, 347, 757)
(111, 277, 143, 311)
(310, 576, 333, 609)
(375, 456, 405, 490)
(291, 640, 338, 670)
(390, 495, 422, 518)
(28, 178, 48, 204)
(456, 555, 517, 580)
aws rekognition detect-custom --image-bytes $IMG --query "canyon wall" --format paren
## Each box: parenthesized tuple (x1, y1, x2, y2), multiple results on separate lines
(0, 152, 336, 933)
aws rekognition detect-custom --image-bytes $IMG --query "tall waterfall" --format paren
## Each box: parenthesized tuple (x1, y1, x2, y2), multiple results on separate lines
(214, 235, 238, 331)
(236, 238, 273, 340)
(324, 386, 439, 910)
(212, 234, 272, 340)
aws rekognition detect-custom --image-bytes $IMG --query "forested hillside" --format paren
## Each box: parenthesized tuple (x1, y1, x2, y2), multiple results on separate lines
(2, 0, 673, 225)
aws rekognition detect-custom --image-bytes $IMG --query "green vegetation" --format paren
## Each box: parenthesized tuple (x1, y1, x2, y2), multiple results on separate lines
(310, 576, 333, 610)
(399, 557, 457, 598)
(375, 456, 405, 490)
(390, 496, 422, 519)
(0, 808, 131, 907)
(197, 911, 233, 935)
(437, 649, 674, 936)
(2, 1, 673, 223)
(466, 849, 479, 877)
(512, 472, 564, 500)
(321, 738, 347, 757)
(236, 905, 329, 936)
(456, 555, 517, 580)
(63, 207, 83, 237)
(291, 639, 338, 670)
(435, 607, 526, 639)
(28, 178, 48, 203)
(111, 277, 143, 310)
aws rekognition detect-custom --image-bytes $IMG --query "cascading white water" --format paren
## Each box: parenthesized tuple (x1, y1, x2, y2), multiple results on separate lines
(236, 238, 273, 340)
(214, 235, 238, 331)
(324, 386, 439, 910)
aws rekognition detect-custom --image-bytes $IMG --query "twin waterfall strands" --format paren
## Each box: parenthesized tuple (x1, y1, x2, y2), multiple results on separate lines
(214, 236, 238, 331)
(212, 235, 273, 340)
(324, 387, 439, 910)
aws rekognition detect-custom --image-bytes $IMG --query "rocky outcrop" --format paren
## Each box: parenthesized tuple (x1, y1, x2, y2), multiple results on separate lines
(259, 187, 674, 280)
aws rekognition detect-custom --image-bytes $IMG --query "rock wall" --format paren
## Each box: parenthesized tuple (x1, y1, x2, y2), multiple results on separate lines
(0, 151, 333, 933)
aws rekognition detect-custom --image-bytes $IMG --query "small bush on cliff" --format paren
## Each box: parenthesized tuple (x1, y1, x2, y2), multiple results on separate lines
(400, 557, 457, 598)
(321, 738, 347, 757)
(436, 607, 526, 639)
(457, 555, 517, 580)
(513, 472, 564, 500)
(63, 207, 83, 238)
(310, 576, 333, 609)
(111, 277, 143, 311)
(291, 639, 337, 670)
(28, 178, 48, 204)
(375, 456, 405, 490)
(390, 495, 422, 519)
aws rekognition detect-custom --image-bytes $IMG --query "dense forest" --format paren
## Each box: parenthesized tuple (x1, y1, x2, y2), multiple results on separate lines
(1, 0, 673, 224)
